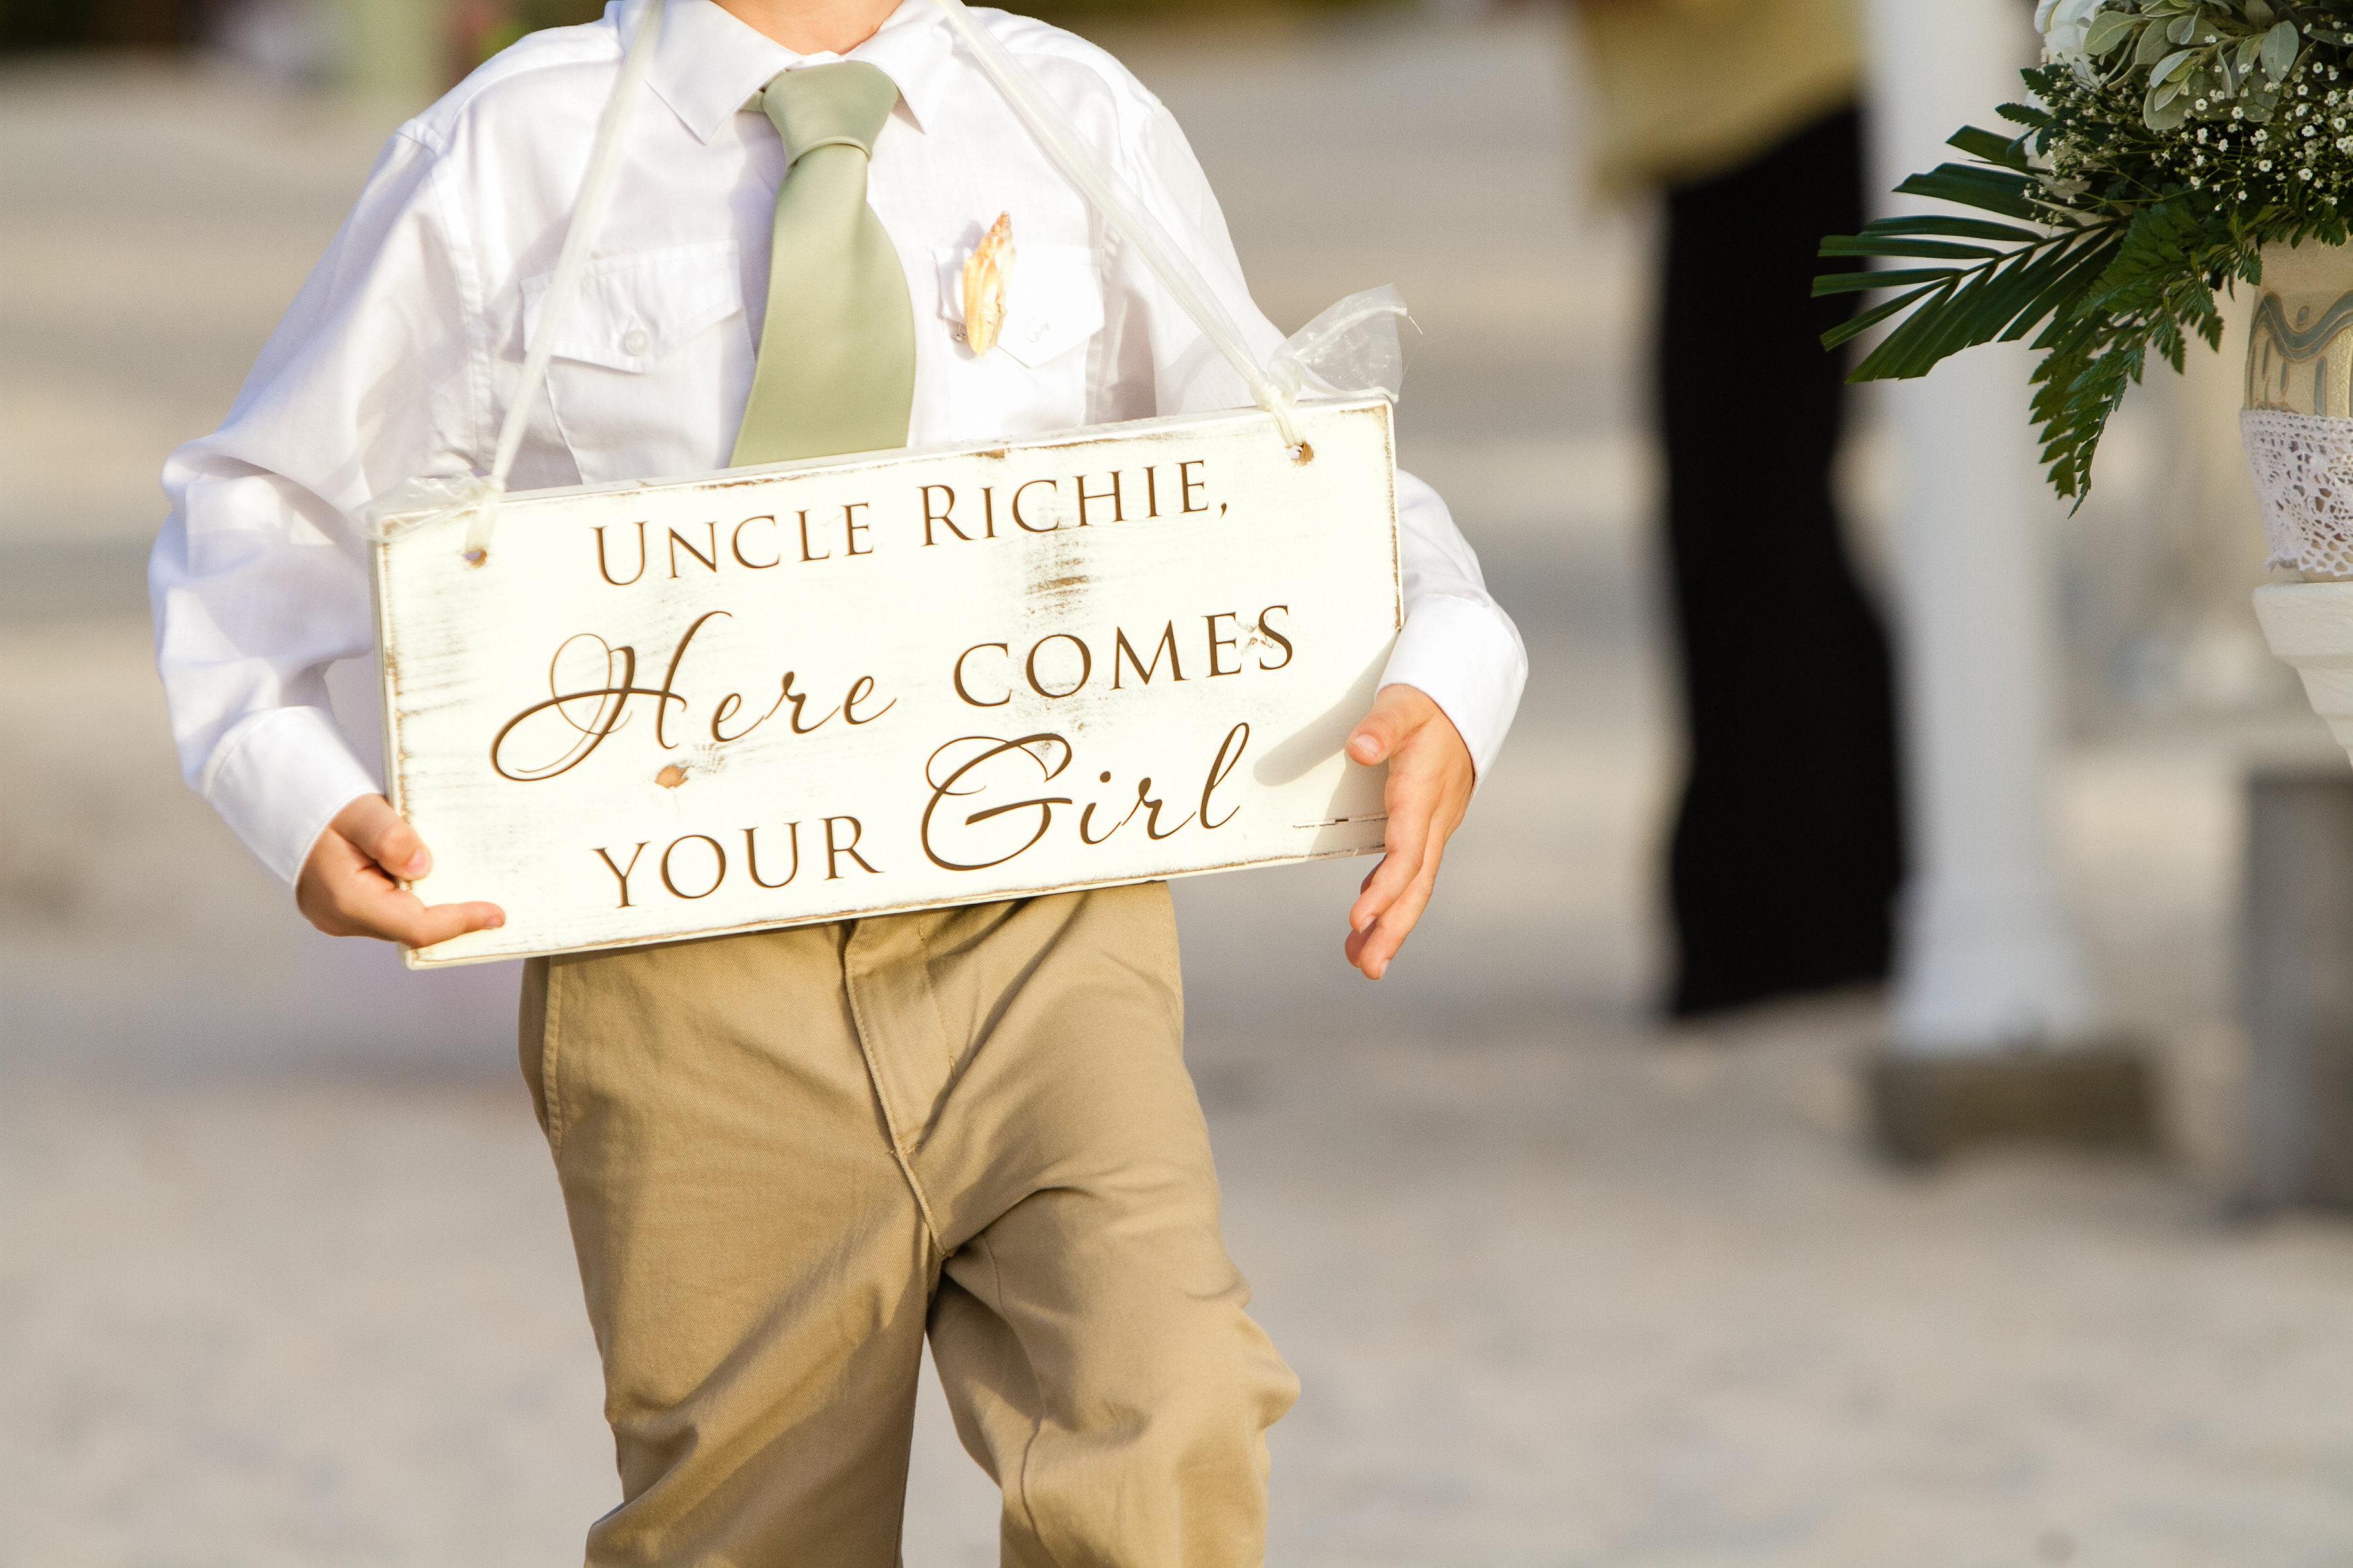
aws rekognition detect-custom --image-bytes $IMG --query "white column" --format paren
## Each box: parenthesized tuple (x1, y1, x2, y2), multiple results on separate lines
(1862, 0, 2099, 1052)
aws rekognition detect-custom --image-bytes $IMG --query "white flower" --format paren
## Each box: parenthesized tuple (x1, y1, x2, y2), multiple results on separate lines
(2036, 0, 2106, 83)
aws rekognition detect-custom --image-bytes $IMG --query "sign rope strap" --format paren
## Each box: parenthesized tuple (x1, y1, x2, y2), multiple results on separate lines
(368, 0, 670, 561)
(919, 0, 1304, 454)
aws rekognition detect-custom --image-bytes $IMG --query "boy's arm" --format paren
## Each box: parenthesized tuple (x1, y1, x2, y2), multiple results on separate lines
(1114, 95, 1529, 977)
(151, 128, 502, 943)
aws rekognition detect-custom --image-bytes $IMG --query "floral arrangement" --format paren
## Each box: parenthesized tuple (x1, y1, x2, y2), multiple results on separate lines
(1819, 0, 2353, 499)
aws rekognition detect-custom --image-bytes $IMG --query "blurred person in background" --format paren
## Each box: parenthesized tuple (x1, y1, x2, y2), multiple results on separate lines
(1572, 0, 1907, 1017)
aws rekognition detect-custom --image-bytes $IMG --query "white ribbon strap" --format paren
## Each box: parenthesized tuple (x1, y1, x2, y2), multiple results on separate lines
(368, 0, 670, 558)
(922, 0, 1307, 453)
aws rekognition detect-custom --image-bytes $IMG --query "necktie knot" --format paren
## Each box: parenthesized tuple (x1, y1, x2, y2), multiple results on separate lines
(761, 60, 900, 163)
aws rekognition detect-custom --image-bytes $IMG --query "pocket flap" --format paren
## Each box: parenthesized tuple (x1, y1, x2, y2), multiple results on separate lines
(522, 241, 745, 373)
(936, 241, 1104, 369)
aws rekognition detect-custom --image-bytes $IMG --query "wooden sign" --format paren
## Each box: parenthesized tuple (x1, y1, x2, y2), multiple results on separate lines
(374, 396, 1401, 966)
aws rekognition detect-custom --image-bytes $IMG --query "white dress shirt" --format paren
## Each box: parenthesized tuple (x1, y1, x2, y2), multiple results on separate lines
(151, 0, 1527, 886)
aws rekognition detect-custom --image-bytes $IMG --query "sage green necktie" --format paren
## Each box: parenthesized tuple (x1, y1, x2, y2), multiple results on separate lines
(731, 62, 916, 466)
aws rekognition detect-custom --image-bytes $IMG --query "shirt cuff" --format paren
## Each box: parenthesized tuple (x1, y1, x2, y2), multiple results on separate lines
(1379, 591, 1528, 784)
(202, 705, 383, 887)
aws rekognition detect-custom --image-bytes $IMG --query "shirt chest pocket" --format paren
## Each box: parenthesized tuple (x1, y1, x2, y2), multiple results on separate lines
(522, 241, 752, 485)
(933, 241, 1104, 438)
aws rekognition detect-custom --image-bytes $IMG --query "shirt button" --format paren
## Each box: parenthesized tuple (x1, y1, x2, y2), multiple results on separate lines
(623, 327, 651, 356)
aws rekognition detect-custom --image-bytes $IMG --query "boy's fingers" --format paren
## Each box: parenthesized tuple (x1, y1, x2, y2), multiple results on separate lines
(1345, 857, 1441, 979)
(1345, 784, 1461, 977)
(1349, 809, 1428, 934)
(344, 884, 506, 948)
(1347, 710, 1404, 767)
(298, 798, 499, 946)
(1349, 750, 1449, 930)
(397, 899, 508, 948)
(1345, 686, 1419, 767)
(333, 794, 431, 879)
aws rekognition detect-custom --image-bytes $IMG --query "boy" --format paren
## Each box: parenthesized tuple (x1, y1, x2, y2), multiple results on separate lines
(152, 1, 1525, 1561)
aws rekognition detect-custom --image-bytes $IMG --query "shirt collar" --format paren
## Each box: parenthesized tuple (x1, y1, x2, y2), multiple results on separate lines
(628, 0, 960, 145)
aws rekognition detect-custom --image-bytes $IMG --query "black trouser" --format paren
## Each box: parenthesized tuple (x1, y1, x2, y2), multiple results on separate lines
(1654, 107, 1905, 1016)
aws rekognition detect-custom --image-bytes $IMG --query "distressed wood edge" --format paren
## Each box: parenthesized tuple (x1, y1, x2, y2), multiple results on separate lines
(369, 537, 413, 870)
(1378, 406, 1402, 634)
(397, 827, 1387, 969)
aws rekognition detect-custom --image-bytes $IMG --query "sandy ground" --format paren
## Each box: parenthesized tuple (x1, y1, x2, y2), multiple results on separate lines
(5, 12, 2353, 1566)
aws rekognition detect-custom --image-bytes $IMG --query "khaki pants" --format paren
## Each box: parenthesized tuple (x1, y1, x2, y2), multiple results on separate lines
(520, 882, 1297, 1566)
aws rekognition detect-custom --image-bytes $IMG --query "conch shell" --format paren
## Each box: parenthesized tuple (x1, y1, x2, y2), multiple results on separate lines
(961, 212, 1014, 356)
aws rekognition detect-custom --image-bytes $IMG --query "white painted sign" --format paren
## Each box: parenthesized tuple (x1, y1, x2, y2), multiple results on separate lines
(374, 396, 1401, 967)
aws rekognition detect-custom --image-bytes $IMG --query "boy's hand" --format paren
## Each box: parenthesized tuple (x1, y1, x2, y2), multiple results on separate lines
(1343, 685, 1474, 980)
(295, 794, 506, 948)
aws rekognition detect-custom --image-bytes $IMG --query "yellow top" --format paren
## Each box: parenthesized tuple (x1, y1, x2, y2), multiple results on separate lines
(1574, 0, 1861, 192)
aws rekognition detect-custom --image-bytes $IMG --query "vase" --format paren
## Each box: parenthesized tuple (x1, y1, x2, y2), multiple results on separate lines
(2243, 241, 2353, 762)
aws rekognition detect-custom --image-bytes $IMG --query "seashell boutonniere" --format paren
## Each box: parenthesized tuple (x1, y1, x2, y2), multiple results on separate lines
(961, 212, 1014, 356)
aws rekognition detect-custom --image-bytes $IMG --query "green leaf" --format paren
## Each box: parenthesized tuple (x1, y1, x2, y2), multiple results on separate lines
(1948, 124, 2031, 169)
(2166, 12, 2197, 44)
(1845, 214, 2047, 243)
(2150, 44, 2196, 85)
(1819, 282, 1948, 350)
(2086, 9, 2139, 53)
(1966, 239, 2100, 347)
(2263, 18, 2301, 79)
(2137, 20, 2176, 64)
(1817, 236, 2003, 259)
(1850, 242, 2069, 380)
(1894, 164, 2040, 220)
(1811, 267, 1961, 296)
(2003, 233, 2128, 341)
(2237, 32, 2265, 77)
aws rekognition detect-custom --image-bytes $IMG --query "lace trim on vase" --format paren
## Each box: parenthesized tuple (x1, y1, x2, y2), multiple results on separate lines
(2243, 407, 2353, 577)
